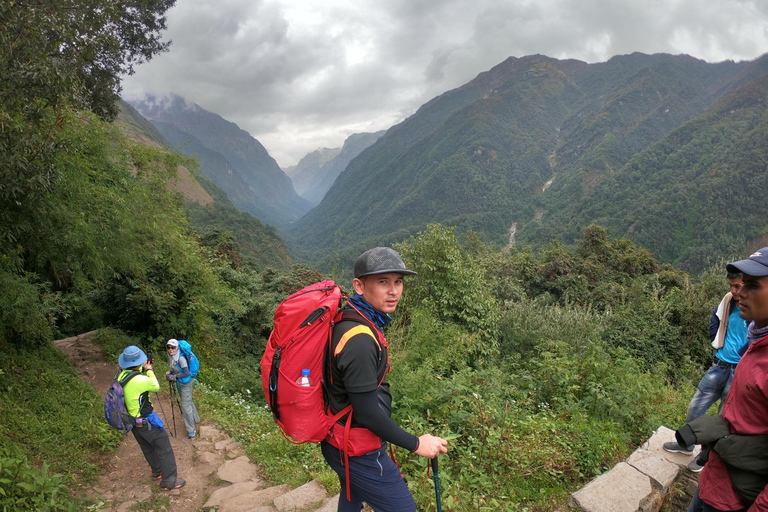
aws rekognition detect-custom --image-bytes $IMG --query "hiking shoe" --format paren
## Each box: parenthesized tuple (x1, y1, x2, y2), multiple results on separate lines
(688, 460, 704, 473)
(151, 472, 162, 480)
(160, 479, 186, 491)
(663, 441, 693, 455)
(188, 431, 196, 439)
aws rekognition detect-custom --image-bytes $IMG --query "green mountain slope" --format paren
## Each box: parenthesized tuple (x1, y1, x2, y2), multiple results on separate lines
(129, 95, 312, 228)
(116, 100, 292, 270)
(287, 53, 762, 272)
(526, 69, 768, 272)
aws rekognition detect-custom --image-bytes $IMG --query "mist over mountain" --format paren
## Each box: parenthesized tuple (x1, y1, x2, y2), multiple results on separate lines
(284, 147, 341, 197)
(128, 95, 311, 228)
(285, 52, 768, 272)
(116, 100, 292, 270)
(286, 131, 386, 205)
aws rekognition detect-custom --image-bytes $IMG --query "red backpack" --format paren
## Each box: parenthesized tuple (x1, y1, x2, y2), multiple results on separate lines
(261, 280, 390, 498)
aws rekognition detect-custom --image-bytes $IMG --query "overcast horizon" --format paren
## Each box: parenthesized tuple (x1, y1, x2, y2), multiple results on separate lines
(121, 0, 768, 168)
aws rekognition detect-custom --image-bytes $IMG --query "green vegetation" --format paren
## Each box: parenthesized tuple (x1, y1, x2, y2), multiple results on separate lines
(0, 2, 746, 510)
(196, 224, 722, 511)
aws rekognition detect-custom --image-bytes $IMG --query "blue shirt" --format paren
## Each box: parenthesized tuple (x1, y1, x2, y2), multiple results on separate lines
(715, 305, 748, 364)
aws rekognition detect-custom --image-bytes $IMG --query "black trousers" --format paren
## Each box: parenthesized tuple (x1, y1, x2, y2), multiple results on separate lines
(131, 423, 177, 488)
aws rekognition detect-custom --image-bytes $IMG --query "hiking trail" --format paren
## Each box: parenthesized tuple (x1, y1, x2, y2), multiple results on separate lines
(54, 331, 342, 512)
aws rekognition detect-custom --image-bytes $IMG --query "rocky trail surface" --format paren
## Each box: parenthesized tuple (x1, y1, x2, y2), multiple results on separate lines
(54, 332, 341, 512)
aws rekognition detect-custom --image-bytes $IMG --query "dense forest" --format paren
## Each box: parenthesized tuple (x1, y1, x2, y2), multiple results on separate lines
(0, 2, 744, 511)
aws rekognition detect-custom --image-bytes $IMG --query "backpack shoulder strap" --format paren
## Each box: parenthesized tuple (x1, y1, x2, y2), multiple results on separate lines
(335, 324, 378, 356)
(117, 370, 141, 387)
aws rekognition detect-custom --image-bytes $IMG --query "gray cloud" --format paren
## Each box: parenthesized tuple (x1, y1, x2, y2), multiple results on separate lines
(122, 0, 768, 166)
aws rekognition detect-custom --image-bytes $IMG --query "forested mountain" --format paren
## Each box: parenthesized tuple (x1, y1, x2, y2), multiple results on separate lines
(128, 95, 312, 227)
(286, 53, 767, 272)
(286, 130, 386, 205)
(117, 100, 292, 270)
(285, 147, 341, 198)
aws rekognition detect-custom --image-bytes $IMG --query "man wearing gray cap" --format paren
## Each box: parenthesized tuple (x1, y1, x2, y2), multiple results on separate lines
(687, 248, 768, 511)
(321, 247, 448, 511)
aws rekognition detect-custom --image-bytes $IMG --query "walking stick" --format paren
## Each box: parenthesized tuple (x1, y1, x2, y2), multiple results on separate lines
(431, 457, 443, 512)
(168, 380, 180, 438)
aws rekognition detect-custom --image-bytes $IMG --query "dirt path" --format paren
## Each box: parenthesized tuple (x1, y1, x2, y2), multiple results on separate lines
(54, 332, 221, 512)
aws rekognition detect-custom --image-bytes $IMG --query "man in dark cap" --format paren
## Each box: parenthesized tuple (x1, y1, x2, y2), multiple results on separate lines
(322, 247, 448, 511)
(687, 248, 768, 511)
(117, 345, 185, 491)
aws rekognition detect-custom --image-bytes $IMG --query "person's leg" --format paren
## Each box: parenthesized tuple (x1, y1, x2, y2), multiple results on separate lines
(321, 442, 415, 512)
(350, 450, 415, 512)
(685, 364, 731, 423)
(132, 427, 161, 476)
(178, 380, 199, 436)
(716, 367, 735, 416)
(666, 365, 731, 453)
(146, 424, 178, 488)
(321, 442, 364, 512)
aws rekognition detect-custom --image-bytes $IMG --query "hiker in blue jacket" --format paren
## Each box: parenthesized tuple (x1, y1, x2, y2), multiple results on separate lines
(165, 339, 200, 438)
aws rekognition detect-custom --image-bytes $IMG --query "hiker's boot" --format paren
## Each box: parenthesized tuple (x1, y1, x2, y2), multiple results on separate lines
(160, 478, 186, 491)
(662, 441, 693, 455)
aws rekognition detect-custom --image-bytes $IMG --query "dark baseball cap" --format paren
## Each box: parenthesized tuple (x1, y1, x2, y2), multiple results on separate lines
(726, 247, 768, 277)
(354, 247, 417, 279)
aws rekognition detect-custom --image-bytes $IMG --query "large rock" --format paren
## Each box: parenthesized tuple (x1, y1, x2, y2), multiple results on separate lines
(217, 456, 258, 483)
(217, 484, 291, 512)
(627, 448, 680, 493)
(643, 426, 700, 467)
(202, 480, 263, 510)
(568, 462, 656, 512)
(273, 480, 327, 511)
(314, 494, 340, 512)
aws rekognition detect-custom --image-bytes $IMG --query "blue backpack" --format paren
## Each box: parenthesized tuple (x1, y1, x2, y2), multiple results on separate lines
(104, 370, 139, 432)
(176, 340, 199, 383)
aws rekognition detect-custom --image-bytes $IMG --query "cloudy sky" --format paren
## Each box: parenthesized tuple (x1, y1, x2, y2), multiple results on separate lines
(121, 0, 768, 168)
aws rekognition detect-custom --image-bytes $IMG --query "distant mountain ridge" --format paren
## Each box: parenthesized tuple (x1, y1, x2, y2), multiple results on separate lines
(287, 130, 386, 205)
(128, 95, 311, 227)
(116, 99, 292, 270)
(285, 52, 768, 272)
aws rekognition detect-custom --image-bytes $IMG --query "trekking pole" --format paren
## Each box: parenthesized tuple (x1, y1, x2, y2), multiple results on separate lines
(431, 457, 443, 512)
(168, 381, 178, 438)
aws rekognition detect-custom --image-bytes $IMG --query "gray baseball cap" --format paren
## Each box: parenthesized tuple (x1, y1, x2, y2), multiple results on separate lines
(354, 247, 417, 278)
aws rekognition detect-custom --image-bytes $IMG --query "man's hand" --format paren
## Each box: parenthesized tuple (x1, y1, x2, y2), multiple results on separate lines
(414, 434, 448, 458)
(143, 361, 153, 371)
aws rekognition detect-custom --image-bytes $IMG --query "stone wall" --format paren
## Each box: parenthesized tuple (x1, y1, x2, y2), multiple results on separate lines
(567, 426, 699, 512)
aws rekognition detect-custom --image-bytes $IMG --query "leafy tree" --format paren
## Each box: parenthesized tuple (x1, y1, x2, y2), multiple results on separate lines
(1, 0, 175, 272)
(0, 0, 175, 118)
(394, 224, 501, 369)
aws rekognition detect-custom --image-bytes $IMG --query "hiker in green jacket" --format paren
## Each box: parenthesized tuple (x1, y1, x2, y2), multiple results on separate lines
(117, 345, 185, 491)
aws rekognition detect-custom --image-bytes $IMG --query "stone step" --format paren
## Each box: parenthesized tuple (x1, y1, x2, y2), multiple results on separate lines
(193, 424, 337, 512)
(217, 484, 291, 512)
(273, 480, 327, 511)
